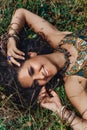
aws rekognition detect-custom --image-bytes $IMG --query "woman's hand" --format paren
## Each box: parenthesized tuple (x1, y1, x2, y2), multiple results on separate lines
(7, 37, 25, 66)
(38, 87, 62, 114)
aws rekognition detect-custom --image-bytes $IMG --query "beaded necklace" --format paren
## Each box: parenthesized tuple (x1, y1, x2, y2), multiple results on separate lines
(46, 45, 72, 94)
(56, 44, 71, 78)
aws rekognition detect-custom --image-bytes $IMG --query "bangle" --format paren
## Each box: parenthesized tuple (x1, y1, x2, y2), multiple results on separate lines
(9, 23, 20, 26)
(8, 23, 20, 35)
(7, 23, 22, 35)
(67, 111, 75, 125)
(8, 34, 20, 42)
(61, 106, 67, 121)
(61, 106, 76, 126)
(8, 26, 19, 35)
(0, 32, 20, 56)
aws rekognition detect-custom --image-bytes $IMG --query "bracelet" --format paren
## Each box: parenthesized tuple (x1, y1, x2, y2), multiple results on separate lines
(67, 111, 75, 125)
(61, 105, 67, 121)
(0, 32, 20, 56)
(9, 23, 20, 26)
(61, 106, 76, 126)
(8, 23, 20, 35)
(8, 34, 20, 42)
(8, 26, 19, 35)
(8, 23, 22, 34)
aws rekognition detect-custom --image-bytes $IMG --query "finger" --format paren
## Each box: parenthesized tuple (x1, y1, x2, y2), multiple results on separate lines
(38, 93, 48, 103)
(9, 57, 20, 66)
(40, 98, 51, 108)
(11, 52, 25, 60)
(38, 89, 49, 101)
(7, 50, 25, 60)
(14, 48, 25, 56)
(41, 102, 51, 109)
(39, 87, 47, 97)
(7, 59, 12, 65)
(50, 90, 58, 97)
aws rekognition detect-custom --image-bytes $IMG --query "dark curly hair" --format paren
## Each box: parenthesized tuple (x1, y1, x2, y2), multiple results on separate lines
(1, 27, 87, 109)
(0, 32, 58, 109)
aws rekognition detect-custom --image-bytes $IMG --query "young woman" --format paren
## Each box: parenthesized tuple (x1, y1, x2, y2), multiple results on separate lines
(0, 8, 87, 129)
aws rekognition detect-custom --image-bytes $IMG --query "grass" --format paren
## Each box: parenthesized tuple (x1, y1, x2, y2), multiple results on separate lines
(0, 0, 87, 130)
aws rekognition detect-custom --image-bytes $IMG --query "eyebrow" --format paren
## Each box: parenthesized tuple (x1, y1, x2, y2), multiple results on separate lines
(28, 66, 34, 77)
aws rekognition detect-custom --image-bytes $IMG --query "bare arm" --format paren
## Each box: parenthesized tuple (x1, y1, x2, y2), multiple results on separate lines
(38, 87, 87, 130)
(64, 76, 87, 119)
(7, 8, 71, 66)
(9, 8, 71, 48)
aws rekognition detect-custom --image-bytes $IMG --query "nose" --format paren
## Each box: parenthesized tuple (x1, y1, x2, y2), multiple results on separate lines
(33, 72, 45, 80)
(33, 67, 45, 80)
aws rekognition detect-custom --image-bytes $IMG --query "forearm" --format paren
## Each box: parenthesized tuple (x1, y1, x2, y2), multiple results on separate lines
(8, 8, 58, 34)
(8, 9, 25, 35)
(66, 111, 87, 130)
(70, 115, 87, 130)
(56, 106, 87, 130)
(22, 9, 68, 48)
(8, 8, 66, 48)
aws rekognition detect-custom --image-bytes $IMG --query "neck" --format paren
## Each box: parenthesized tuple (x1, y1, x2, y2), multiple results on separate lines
(54, 51, 67, 70)
(45, 45, 71, 77)
(46, 51, 66, 70)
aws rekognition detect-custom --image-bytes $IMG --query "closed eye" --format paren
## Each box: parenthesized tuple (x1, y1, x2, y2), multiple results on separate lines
(28, 66, 34, 77)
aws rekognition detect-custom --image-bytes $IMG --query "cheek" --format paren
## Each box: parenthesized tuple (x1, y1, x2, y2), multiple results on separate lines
(38, 77, 52, 86)
(18, 76, 33, 88)
(18, 68, 33, 88)
(38, 80, 47, 86)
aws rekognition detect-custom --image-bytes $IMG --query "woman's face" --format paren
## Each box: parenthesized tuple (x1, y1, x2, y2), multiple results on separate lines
(18, 54, 58, 88)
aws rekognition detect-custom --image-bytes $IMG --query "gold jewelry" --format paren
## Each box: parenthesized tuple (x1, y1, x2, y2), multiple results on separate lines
(8, 26, 19, 35)
(61, 106, 76, 126)
(61, 105, 67, 121)
(9, 23, 20, 26)
(68, 111, 75, 125)
(8, 34, 20, 42)
(0, 32, 19, 56)
(7, 23, 22, 34)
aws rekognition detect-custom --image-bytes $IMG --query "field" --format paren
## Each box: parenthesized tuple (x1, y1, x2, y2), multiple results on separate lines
(0, 0, 87, 130)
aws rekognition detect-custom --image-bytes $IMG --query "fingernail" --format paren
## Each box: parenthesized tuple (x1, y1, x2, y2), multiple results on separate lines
(18, 64, 20, 67)
(22, 57, 25, 60)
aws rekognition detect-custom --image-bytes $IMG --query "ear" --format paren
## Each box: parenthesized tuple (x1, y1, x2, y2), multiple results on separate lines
(28, 51, 37, 58)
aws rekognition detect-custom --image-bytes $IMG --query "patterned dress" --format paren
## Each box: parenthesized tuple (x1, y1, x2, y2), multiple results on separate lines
(60, 34, 87, 78)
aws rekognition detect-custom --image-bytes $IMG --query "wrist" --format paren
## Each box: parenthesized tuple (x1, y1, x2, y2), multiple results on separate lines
(10, 34, 20, 42)
(7, 37, 16, 46)
(55, 103, 63, 117)
(8, 29, 16, 35)
(60, 106, 76, 126)
(8, 23, 20, 35)
(7, 33, 20, 44)
(7, 23, 20, 43)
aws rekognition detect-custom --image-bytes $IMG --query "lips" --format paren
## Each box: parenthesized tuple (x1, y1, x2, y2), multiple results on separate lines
(44, 67, 48, 77)
(43, 65, 51, 79)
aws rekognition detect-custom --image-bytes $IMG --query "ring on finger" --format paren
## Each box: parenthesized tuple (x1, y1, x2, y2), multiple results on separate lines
(7, 56, 12, 60)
